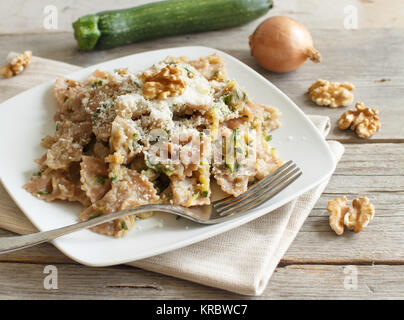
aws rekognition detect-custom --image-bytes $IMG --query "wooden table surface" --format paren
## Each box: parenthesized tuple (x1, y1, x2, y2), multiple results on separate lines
(0, 0, 403, 299)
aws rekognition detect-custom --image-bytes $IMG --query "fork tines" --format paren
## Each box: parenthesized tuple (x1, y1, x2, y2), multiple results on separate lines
(214, 160, 302, 216)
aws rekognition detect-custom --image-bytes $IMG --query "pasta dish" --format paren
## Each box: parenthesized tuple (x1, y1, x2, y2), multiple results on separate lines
(24, 54, 282, 237)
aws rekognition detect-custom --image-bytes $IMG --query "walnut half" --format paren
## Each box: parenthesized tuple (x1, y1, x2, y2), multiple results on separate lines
(327, 196, 375, 235)
(338, 102, 381, 138)
(142, 64, 185, 100)
(327, 196, 350, 235)
(308, 79, 355, 108)
(0, 50, 32, 78)
(344, 197, 375, 233)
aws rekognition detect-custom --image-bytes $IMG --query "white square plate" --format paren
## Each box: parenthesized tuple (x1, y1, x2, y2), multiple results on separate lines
(0, 46, 335, 266)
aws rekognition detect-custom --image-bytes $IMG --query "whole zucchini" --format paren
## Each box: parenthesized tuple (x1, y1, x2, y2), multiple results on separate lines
(73, 0, 273, 50)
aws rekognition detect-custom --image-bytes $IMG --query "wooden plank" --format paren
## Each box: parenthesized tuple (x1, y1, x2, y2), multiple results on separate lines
(0, 229, 72, 264)
(285, 214, 404, 263)
(2, 0, 404, 34)
(0, 29, 403, 140)
(266, 264, 404, 299)
(313, 195, 404, 218)
(1, 209, 402, 265)
(0, 186, 37, 235)
(0, 262, 402, 299)
(332, 143, 404, 176)
(325, 175, 404, 194)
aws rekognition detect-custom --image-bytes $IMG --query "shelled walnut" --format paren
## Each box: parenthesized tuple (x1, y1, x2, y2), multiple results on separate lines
(327, 196, 375, 235)
(0, 50, 32, 78)
(338, 102, 381, 138)
(308, 79, 355, 108)
(344, 197, 375, 233)
(327, 196, 350, 235)
(142, 65, 185, 100)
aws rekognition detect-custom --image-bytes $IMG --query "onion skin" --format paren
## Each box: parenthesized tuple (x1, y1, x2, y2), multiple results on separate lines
(249, 16, 321, 73)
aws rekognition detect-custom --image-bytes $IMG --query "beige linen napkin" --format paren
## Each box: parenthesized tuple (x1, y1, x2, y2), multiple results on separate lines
(0, 55, 344, 296)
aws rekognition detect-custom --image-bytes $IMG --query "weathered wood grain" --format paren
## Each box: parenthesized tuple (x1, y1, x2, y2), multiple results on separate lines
(332, 143, 404, 176)
(1, 29, 403, 141)
(0, 230, 71, 264)
(287, 215, 404, 263)
(1, 211, 403, 266)
(2, 0, 404, 34)
(0, 262, 402, 299)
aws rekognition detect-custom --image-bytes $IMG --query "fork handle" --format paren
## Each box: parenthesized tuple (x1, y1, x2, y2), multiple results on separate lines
(0, 204, 187, 254)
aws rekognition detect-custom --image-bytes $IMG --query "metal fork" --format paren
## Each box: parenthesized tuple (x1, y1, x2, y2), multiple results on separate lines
(0, 160, 301, 254)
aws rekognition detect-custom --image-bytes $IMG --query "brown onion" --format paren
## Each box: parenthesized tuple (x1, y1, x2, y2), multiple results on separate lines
(249, 16, 321, 73)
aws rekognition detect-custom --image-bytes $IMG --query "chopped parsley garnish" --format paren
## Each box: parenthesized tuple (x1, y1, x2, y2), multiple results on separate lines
(92, 108, 101, 123)
(131, 134, 139, 149)
(89, 211, 103, 220)
(232, 128, 238, 143)
(91, 80, 103, 88)
(95, 176, 106, 184)
(145, 157, 159, 172)
(56, 122, 60, 131)
(37, 190, 51, 195)
(145, 157, 173, 176)
(223, 94, 232, 106)
(213, 70, 221, 79)
(64, 96, 69, 102)
(162, 167, 174, 175)
(202, 190, 209, 197)
(184, 66, 193, 78)
(109, 174, 118, 182)
(121, 220, 128, 230)
(225, 161, 235, 173)
(92, 104, 109, 123)
(225, 126, 241, 174)
(265, 135, 272, 142)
